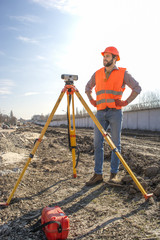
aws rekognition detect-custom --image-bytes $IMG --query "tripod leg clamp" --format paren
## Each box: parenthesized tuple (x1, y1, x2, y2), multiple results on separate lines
(102, 130, 111, 138)
(112, 148, 118, 153)
(34, 138, 42, 145)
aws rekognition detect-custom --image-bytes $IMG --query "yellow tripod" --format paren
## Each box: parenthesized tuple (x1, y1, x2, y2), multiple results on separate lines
(0, 75, 153, 206)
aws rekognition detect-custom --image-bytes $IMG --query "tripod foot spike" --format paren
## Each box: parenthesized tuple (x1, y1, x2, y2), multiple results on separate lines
(0, 202, 9, 207)
(144, 193, 153, 200)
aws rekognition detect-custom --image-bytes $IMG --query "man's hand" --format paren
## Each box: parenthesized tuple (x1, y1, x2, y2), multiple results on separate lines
(115, 99, 128, 107)
(90, 99, 96, 107)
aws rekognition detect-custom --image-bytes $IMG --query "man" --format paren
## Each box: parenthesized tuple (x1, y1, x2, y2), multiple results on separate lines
(85, 46, 141, 185)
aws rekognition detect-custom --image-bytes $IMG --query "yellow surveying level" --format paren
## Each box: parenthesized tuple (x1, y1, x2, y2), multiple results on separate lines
(0, 75, 153, 206)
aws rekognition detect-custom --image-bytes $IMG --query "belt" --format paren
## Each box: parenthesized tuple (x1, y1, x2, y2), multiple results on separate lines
(99, 107, 116, 111)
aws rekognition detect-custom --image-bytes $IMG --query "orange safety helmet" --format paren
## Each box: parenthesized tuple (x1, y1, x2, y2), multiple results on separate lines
(101, 46, 120, 61)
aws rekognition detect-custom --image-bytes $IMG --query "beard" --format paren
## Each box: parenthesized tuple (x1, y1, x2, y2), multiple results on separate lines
(103, 58, 114, 67)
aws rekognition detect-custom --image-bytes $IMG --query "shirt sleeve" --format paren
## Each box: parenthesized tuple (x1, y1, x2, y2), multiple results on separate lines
(85, 73, 96, 93)
(123, 71, 142, 94)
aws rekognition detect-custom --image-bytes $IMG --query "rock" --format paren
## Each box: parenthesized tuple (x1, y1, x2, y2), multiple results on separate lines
(129, 187, 137, 194)
(153, 184, 160, 197)
(121, 175, 133, 184)
(144, 166, 159, 178)
(43, 166, 50, 172)
(152, 174, 160, 185)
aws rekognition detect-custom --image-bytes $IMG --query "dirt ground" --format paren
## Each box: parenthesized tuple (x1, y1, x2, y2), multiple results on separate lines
(0, 124, 160, 240)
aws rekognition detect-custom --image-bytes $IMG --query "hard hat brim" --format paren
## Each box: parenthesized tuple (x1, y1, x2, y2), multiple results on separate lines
(101, 52, 120, 61)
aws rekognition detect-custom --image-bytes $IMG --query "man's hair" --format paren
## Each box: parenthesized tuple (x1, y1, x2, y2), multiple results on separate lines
(112, 54, 118, 62)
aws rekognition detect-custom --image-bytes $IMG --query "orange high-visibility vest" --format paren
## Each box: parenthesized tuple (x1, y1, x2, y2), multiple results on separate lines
(95, 67, 126, 110)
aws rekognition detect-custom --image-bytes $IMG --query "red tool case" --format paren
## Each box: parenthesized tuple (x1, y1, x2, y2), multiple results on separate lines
(41, 206, 69, 240)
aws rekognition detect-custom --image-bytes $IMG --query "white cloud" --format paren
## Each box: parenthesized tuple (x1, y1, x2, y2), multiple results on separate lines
(31, 0, 85, 15)
(17, 36, 39, 44)
(0, 79, 15, 95)
(24, 92, 39, 96)
(24, 90, 57, 97)
(10, 15, 41, 23)
(8, 26, 19, 31)
(36, 55, 47, 60)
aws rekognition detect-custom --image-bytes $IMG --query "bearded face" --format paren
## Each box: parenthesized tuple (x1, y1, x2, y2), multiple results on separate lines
(103, 53, 116, 67)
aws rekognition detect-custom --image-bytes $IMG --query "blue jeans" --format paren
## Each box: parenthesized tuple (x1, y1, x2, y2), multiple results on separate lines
(94, 108, 123, 174)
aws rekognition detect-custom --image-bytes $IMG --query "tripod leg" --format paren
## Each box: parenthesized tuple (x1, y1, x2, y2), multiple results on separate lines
(75, 90, 153, 200)
(0, 91, 65, 206)
(71, 93, 77, 178)
(67, 94, 77, 178)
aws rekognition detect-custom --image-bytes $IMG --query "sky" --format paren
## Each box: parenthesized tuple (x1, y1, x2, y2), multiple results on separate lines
(0, 0, 160, 119)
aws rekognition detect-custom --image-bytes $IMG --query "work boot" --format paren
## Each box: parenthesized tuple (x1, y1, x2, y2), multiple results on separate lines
(86, 173, 103, 186)
(109, 173, 120, 183)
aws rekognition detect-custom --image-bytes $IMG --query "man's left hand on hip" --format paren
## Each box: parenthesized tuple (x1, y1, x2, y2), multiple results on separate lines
(115, 99, 128, 107)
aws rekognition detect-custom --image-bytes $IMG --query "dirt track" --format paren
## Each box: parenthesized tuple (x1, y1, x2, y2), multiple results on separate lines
(0, 124, 160, 239)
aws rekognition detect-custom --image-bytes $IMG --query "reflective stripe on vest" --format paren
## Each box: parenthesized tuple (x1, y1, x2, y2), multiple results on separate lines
(95, 67, 126, 110)
(97, 99, 115, 105)
(96, 90, 123, 96)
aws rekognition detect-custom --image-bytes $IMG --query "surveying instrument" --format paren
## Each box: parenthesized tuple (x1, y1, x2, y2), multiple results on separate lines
(0, 74, 153, 206)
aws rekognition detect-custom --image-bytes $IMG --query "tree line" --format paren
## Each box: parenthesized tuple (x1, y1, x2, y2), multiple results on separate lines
(124, 90, 160, 111)
(0, 110, 17, 126)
